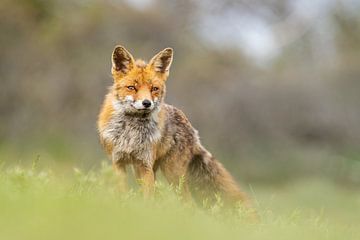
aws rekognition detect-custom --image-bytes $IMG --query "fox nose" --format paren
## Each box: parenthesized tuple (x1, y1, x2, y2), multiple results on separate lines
(142, 99, 152, 108)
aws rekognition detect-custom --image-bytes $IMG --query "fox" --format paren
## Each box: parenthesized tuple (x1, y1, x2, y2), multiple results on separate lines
(97, 45, 254, 210)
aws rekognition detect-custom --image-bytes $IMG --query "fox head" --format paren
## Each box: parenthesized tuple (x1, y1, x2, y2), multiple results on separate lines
(110, 45, 173, 116)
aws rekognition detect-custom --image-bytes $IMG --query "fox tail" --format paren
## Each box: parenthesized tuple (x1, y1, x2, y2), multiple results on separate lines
(187, 147, 253, 210)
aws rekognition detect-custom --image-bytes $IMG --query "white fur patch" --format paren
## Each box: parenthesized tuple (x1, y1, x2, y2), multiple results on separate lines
(112, 99, 123, 111)
(133, 100, 145, 110)
(124, 95, 134, 102)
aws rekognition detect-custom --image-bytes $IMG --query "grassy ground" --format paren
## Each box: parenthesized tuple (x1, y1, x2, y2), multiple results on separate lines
(0, 162, 359, 240)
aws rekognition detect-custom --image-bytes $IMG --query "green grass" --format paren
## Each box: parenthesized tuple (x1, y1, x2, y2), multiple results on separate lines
(0, 162, 359, 240)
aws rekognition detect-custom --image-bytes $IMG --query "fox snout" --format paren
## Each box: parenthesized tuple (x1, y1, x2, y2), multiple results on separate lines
(123, 95, 155, 111)
(132, 98, 154, 110)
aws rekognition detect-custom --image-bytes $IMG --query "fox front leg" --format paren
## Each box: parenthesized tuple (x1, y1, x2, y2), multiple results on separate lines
(112, 152, 128, 193)
(112, 162, 128, 193)
(133, 163, 155, 198)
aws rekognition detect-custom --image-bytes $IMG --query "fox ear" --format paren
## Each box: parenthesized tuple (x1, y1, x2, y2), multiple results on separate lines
(112, 45, 135, 75)
(149, 48, 173, 74)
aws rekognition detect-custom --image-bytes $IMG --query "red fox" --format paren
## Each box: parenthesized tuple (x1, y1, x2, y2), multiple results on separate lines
(98, 45, 253, 209)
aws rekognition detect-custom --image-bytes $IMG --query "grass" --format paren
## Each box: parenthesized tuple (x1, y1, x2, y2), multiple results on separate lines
(0, 162, 359, 240)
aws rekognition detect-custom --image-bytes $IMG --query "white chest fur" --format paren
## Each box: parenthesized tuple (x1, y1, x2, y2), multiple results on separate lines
(101, 112, 161, 165)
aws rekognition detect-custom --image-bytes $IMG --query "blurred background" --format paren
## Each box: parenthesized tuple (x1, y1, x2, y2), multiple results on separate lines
(1, 0, 360, 185)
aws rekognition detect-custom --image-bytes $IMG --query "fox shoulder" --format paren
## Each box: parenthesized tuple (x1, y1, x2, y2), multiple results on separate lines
(97, 91, 118, 156)
(162, 104, 199, 143)
(98, 92, 115, 132)
(162, 104, 191, 125)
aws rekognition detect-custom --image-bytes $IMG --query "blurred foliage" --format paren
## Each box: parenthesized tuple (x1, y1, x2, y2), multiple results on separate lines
(1, 0, 360, 184)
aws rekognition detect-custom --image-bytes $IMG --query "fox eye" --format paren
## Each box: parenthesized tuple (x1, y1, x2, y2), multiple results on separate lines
(151, 87, 159, 92)
(127, 86, 136, 91)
